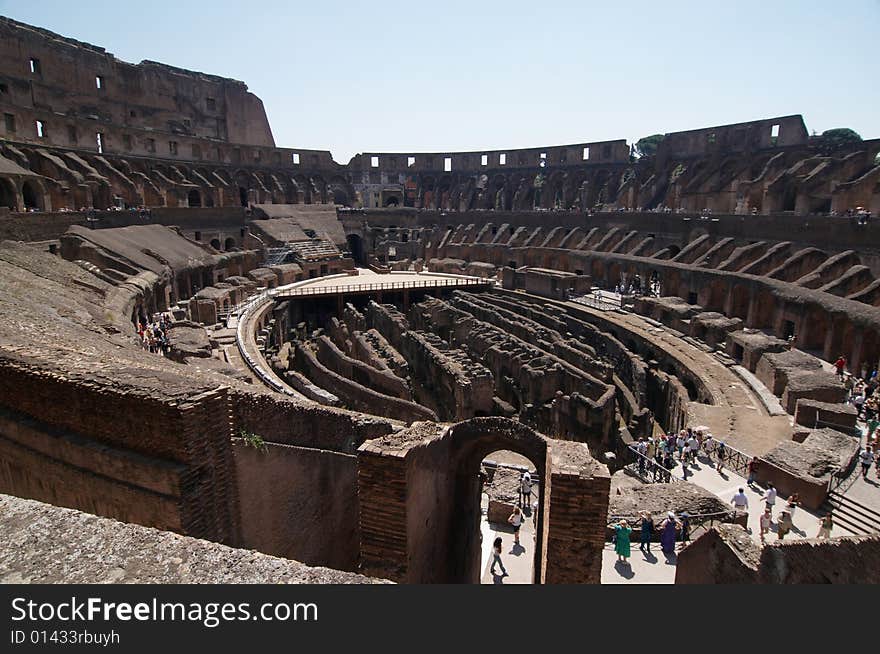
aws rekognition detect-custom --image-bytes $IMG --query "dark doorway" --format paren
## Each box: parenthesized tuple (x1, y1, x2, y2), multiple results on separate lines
(239, 186, 248, 207)
(346, 234, 365, 265)
(187, 189, 202, 207)
(224, 237, 236, 251)
(22, 181, 41, 210)
(0, 178, 16, 210)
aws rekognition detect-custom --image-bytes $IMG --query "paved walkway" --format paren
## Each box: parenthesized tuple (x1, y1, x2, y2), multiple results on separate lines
(601, 542, 678, 584)
(682, 453, 855, 542)
(479, 495, 536, 585)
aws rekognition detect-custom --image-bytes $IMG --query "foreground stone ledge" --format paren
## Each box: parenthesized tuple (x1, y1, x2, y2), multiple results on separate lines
(0, 494, 389, 584)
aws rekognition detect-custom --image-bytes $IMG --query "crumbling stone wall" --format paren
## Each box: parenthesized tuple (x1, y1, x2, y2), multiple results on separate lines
(0, 355, 240, 545)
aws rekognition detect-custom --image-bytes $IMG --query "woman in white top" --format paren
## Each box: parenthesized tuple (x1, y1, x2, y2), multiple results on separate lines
(508, 506, 524, 545)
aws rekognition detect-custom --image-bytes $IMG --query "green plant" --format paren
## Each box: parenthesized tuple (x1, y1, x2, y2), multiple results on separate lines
(239, 428, 267, 452)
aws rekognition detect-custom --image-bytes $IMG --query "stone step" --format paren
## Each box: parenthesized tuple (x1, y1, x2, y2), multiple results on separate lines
(823, 492, 880, 534)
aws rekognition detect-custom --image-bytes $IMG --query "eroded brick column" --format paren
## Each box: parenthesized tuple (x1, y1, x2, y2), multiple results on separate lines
(356, 443, 408, 581)
(545, 442, 610, 584)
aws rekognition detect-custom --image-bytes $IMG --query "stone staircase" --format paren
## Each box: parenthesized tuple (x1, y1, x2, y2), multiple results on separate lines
(821, 490, 880, 535)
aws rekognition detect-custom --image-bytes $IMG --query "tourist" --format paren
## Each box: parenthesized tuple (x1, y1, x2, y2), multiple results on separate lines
(676, 431, 686, 460)
(638, 510, 654, 553)
(731, 487, 749, 516)
(614, 519, 632, 563)
(490, 536, 507, 577)
(786, 493, 800, 523)
(817, 513, 834, 539)
(678, 511, 691, 547)
(747, 456, 760, 486)
(715, 441, 726, 472)
(867, 414, 880, 445)
(653, 450, 665, 482)
(834, 355, 847, 380)
(507, 506, 524, 545)
(759, 507, 773, 544)
(636, 438, 647, 475)
(859, 446, 874, 478)
(659, 512, 680, 555)
(662, 452, 675, 482)
(519, 470, 532, 508)
(776, 510, 792, 540)
(686, 432, 699, 465)
(761, 483, 777, 514)
(703, 433, 715, 457)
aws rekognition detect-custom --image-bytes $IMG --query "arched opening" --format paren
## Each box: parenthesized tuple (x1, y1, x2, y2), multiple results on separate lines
(0, 177, 17, 210)
(479, 449, 539, 584)
(346, 234, 365, 265)
(384, 195, 400, 207)
(210, 238, 221, 250)
(444, 419, 549, 584)
(187, 189, 202, 207)
(239, 186, 248, 207)
(224, 237, 236, 251)
(22, 180, 42, 211)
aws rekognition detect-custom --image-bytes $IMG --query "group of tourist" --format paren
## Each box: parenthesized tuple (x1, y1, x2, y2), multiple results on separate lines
(613, 510, 690, 564)
(841, 362, 880, 480)
(137, 312, 172, 356)
(630, 427, 733, 482)
(737, 484, 809, 543)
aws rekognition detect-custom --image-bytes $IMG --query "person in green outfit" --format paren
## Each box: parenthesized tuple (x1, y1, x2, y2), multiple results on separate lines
(614, 519, 633, 563)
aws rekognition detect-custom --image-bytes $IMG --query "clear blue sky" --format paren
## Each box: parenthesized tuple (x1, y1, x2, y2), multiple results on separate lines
(2, 0, 877, 164)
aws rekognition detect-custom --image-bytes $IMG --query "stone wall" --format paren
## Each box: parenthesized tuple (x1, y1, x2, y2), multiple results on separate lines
(676, 525, 880, 584)
(0, 355, 239, 545)
(292, 343, 436, 424)
(0, 493, 383, 584)
(233, 440, 360, 572)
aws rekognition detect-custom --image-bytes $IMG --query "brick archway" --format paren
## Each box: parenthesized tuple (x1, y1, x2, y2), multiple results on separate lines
(357, 417, 609, 584)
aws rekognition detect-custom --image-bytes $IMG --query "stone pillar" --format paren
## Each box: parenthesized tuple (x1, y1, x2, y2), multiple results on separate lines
(356, 444, 408, 582)
(544, 444, 610, 584)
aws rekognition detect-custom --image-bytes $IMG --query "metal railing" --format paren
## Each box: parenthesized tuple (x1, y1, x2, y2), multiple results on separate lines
(705, 440, 753, 478)
(570, 290, 623, 312)
(606, 509, 736, 542)
(274, 276, 490, 299)
(624, 445, 683, 483)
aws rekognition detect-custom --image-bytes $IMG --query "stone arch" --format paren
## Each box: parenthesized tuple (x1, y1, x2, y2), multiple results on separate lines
(21, 179, 45, 211)
(357, 417, 607, 584)
(0, 177, 18, 210)
(210, 238, 221, 250)
(485, 174, 509, 210)
(443, 419, 549, 584)
(436, 176, 454, 210)
(327, 176, 352, 206)
(224, 237, 236, 251)
(544, 171, 567, 209)
(420, 175, 437, 209)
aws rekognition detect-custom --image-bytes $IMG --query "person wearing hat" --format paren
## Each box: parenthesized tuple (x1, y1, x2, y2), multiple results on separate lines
(614, 519, 633, 563)
(659, 512, 680, 555)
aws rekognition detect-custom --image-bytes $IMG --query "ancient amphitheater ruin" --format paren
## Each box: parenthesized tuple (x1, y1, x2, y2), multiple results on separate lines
(1, 16, 879, 585)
